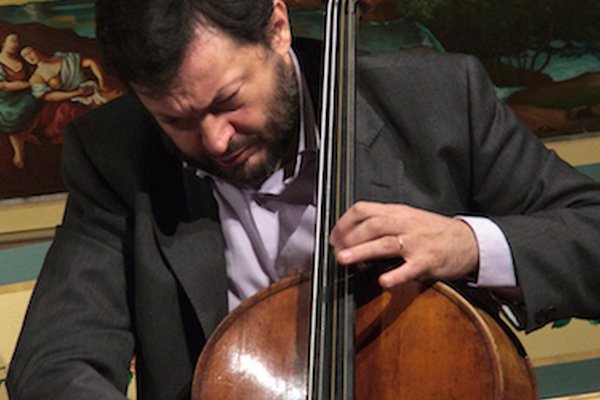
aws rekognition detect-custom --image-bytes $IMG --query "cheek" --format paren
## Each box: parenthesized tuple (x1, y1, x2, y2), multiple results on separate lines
(232, 89, 274, 132)
(230, 107, 269, 134)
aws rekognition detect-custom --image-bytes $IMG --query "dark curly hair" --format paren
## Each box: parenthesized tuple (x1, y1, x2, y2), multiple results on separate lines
(95, 0, 275, 90)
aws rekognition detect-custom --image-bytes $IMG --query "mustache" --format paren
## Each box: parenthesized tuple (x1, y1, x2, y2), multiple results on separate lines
(220, 135, 258, 158)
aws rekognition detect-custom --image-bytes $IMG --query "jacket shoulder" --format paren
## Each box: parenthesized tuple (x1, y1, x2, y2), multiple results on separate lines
(71, 94, 154, 140)
(63, 94, 181, 210)
(359, 50, 479, 70)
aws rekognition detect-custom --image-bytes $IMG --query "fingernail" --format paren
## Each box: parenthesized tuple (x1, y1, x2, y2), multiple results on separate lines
(338, 250, 352, 263)
(379, 275, 391, 289)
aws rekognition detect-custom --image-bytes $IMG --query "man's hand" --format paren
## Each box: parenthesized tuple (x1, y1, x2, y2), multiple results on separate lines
(329, 201, 479, 288)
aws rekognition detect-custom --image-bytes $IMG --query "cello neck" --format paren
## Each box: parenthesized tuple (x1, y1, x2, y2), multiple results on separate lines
(308, 1, 359, 399)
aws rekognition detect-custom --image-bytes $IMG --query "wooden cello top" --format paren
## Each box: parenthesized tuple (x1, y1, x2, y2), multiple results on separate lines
(192, 274, 537, 399)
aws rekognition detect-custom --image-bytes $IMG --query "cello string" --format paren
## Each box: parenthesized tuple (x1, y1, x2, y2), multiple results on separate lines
(332, 1, 345, 395)
(309, 0, 358, 398)
(341, 3, 358, 399)
(308, 0, 339, 397)
(335, 1, 346, 398)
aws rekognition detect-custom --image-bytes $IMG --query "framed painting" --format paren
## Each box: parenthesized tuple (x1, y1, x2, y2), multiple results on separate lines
(290, 0, 600, 140)
(0, 0, 125, 242)
(0, 0, 124, 198)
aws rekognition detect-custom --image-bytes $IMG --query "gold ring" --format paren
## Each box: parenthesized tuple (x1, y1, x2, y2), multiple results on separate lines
(396, 235, 404, 253)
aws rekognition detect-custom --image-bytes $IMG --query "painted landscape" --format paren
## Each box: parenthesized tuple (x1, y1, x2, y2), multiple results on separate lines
(409, 0, 600, 138)
(291, 0, 600, 138)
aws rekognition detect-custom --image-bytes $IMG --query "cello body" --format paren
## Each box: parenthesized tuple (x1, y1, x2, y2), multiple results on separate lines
(192, 274, 537, 399)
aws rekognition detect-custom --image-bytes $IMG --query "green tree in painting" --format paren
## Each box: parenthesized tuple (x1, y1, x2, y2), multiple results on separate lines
(397, 0, 600, 86)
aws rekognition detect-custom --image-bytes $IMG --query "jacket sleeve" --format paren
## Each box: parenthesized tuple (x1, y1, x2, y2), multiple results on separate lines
(462, 55, 600, 331)
(7, 124, 134, 399)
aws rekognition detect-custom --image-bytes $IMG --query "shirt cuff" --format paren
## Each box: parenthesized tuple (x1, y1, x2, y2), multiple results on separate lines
(457, 216, 516, 287)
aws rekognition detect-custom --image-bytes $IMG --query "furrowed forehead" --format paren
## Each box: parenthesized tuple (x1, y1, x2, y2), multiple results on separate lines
(134, 29, 252, 117)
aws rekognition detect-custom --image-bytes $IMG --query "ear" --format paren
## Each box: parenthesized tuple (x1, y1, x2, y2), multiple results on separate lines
(269, 0, 292, 57)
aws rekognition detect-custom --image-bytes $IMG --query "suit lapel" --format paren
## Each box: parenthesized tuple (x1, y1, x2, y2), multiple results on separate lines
(154, 169, 228, 337)
(355, 92, 406, 203)
(296, 39, 406, 204)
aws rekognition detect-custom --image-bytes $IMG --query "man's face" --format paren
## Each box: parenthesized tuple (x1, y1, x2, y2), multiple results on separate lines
(135, 26, 299, 188)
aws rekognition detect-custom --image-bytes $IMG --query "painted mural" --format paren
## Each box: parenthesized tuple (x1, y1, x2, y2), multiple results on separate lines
(0, 0, 124, 200)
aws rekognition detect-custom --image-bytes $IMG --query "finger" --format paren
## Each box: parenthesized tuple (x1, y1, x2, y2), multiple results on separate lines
(331, 201, 391, 243)
(378, 261, 422, 289)
(332, 212, 405, 250)
(337, 235, 404, 265)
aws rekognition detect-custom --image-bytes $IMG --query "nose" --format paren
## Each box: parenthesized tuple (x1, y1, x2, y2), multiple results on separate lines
(200, 114, 235, 157)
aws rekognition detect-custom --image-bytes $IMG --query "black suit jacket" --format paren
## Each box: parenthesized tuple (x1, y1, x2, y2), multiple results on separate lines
(8, 42, 600, 399)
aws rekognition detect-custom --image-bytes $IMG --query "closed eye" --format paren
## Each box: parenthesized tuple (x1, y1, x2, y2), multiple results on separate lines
(211, 89, 242, 114)
(159, 116, 196, 131)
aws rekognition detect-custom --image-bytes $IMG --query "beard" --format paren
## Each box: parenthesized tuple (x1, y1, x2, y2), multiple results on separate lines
(179, 55, 300, 188)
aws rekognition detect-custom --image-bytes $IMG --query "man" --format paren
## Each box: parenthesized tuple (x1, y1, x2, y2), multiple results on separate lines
(8, 0, 600, 398)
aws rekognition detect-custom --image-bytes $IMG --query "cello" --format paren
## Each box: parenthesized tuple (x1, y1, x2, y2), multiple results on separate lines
(191, 1, 538, 398)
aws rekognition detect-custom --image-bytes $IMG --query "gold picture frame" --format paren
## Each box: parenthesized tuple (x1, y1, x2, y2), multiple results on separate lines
(0, 194, 64, 246)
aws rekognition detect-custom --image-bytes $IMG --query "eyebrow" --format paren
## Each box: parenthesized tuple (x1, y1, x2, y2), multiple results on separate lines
(212, 87, 241, 107)
(214, 81, 242, 103)
(144, 72, 244, 120)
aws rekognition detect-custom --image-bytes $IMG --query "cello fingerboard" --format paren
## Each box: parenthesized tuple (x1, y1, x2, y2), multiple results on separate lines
(309, 0, 359, 399)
